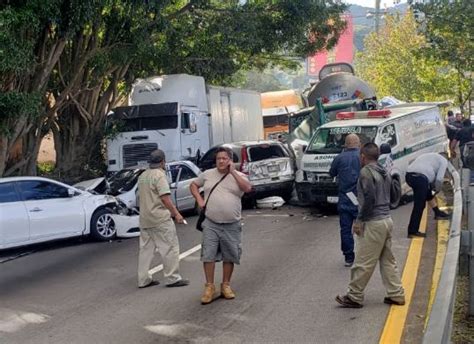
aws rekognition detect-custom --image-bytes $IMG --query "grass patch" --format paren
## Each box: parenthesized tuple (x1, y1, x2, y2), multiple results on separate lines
(452, 276, 474, 343)
(37, 161, 55, 175)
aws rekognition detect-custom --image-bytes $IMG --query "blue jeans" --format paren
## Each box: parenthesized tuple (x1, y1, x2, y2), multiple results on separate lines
(339, 208, 357, 262)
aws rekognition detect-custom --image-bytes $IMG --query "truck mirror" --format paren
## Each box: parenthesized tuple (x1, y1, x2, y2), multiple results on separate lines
(380, 143, 391, 155)
(189, 113, 197, 133)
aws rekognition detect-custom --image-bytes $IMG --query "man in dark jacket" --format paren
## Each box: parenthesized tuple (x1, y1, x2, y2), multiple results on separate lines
(450, 118, 473, 165)
(336, 143, 405, 308)
(329, 134, 360, 267)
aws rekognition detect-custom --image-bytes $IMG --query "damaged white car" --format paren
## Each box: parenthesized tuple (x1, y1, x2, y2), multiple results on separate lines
(74, 161, 202, 238)
(0, 176, 119, 250)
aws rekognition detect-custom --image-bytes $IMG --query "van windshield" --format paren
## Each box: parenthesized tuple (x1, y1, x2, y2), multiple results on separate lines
(306, 126, 378, 154)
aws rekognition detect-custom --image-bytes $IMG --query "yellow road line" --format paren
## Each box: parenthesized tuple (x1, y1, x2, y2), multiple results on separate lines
(379, 207, 428, 344)
(424, 203, 451, 328)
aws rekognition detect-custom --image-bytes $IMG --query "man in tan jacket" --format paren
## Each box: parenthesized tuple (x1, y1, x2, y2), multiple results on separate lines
(137, 149, 189, 288)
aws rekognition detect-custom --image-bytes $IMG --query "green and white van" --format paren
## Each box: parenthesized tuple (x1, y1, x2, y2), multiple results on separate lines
(295, 103, 449, 208)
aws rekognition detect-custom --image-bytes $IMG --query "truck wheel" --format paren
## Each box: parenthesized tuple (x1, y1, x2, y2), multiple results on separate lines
(390, 178, 402, 209)
(90, 208, 117, 241)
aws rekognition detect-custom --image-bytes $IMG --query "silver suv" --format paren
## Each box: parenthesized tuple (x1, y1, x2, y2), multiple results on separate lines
(198, 141, 295, 201)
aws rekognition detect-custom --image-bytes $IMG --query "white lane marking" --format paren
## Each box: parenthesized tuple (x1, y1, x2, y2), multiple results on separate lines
(0, 309, 50, 333)
(149, 244, 201, 275)
(246, 214, 293, 217)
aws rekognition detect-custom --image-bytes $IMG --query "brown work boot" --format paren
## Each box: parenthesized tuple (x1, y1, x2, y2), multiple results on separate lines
(201, 283, 216, 305)
(220, 282, 236, 300)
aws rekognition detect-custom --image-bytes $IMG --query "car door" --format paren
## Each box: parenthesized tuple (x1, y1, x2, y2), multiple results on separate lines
(175, 164, 199, 210)
(198, 147, 218, 171)
(0, 182, 30, 247)
(17, 180, 85, 240)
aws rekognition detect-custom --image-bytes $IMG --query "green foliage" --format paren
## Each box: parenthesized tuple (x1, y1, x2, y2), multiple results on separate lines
(1, 0, 349, 177)
(37, 161, 55, 176)
(0, 7, 38, 76)
(355, 12, 458, 103)
(133, 0, 347, 84)
(412, 0, 473, 111)
(0, 91, 41, 135)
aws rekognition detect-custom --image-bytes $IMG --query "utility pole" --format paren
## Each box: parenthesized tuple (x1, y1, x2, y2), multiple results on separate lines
(375, 0, 381, 33)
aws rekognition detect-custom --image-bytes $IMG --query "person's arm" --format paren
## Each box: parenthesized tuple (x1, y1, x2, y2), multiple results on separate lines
(356, 169, 376, 222)
(434, 157, 448, 192)
(450, 139, 458, 157)
(155, 174, 184, 223)
(229, 162, 252, 193)
(329, 156, 339, 177)
(190, 181, 205, 209)
(160, 194, 184, 223)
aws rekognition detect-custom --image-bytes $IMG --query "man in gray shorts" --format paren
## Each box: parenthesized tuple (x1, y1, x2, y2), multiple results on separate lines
(190, 147, 252, 304)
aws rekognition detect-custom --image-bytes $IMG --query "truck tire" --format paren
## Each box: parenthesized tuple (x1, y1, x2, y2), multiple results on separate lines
(390, 178, 402, 209)
(90, 207, 117, 241)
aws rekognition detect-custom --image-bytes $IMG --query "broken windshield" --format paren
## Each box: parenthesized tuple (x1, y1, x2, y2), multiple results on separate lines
(306, 126, 378, 154)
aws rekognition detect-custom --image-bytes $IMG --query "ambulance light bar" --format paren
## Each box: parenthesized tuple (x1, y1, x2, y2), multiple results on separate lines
(336, 109, 391, 120)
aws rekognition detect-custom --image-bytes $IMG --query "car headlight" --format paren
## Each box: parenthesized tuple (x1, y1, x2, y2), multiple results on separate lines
(295, 170, 304, 183)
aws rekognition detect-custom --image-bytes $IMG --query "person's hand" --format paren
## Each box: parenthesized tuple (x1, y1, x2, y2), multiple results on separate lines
(174, 213, 185, 224)
(197, 198, 205, 209)
(228, 161, 236, 173)
(435, 180, 443, 193)
(353, 222, 364, 236)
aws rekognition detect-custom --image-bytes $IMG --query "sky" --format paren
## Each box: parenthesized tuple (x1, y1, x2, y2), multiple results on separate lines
(346, 0, 407, 8)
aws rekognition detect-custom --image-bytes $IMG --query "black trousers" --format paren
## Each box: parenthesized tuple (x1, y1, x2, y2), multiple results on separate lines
(406, 173, 434, 235)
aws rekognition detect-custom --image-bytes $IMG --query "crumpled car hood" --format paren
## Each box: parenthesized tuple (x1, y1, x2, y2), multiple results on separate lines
(74, 177, 105, 192)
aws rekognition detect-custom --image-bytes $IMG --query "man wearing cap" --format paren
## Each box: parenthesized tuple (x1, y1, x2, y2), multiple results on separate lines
(137, 149, 189, 288)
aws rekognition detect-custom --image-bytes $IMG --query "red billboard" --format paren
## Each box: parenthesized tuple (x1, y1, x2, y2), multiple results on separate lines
(307, 14, 354, 77)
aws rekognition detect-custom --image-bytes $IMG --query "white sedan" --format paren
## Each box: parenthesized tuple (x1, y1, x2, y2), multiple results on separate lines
(75, 160, 202, 213)
(0, 176, 119, 250)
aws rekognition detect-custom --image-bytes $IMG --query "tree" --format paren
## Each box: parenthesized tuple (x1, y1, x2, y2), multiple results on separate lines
(1, 0, 348, 178)
(355, 12, 459, 103)
(412, 0, 473, 113)
(0, 0, 111, 176)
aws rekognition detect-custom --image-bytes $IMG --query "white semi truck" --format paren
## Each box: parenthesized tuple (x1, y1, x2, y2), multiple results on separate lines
(106, 74, 263, 172)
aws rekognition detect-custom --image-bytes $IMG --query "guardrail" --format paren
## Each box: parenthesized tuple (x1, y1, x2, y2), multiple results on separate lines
(423, 163, 462, 343)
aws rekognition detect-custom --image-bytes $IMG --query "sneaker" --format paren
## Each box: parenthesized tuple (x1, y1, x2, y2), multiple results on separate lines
(138, 280, 160, 289)
(220, 283, 236, 300)
(434, 212, 451, 220)
(407, 232, 426, 238)
(384, 297, 406, 306)
(201, 283, 216, 305)
(335, 294, 363, 308)
(166, 279, 190, 288)
(344, 260, 354, 267)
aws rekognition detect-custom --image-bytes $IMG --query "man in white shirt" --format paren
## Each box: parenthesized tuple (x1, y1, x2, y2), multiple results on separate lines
(405, 153, 450, 238)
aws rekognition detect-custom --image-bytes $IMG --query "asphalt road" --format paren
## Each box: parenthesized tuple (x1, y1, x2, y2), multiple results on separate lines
(0, 204, 414, 344)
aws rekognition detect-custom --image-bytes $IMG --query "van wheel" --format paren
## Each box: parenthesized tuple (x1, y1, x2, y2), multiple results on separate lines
(90, 208, 117, 241)
(390, 178, 402, 209)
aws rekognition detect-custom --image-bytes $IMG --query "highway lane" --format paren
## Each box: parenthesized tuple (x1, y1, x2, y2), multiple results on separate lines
(0, 204, 414, 343)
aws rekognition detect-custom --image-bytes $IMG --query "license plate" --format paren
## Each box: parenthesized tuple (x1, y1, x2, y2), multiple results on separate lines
(268, 165, 280, 173)
(327, 196, 339, 204)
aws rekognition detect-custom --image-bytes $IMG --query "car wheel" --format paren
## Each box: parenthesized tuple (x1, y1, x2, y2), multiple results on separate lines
(281, 188, 293, 202)
(90, 208, 117, 241)
(390, 178, 402, 209)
